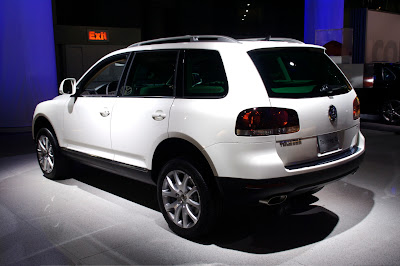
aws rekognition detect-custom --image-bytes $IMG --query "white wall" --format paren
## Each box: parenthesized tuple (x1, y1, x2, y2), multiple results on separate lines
(366, 10, 400, 63)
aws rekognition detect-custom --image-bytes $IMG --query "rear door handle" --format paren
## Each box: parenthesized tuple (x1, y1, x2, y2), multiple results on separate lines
(152, 110, 167, 121)
(100, 110, 110, 117)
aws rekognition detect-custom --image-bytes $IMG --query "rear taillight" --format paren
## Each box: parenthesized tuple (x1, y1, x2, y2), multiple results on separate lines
(353, 97, 360, 120)
(363, 76, 374, 88)
(235, 107, 300, 136)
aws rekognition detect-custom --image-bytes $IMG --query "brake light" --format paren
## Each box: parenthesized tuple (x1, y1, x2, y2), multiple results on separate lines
(235, 107, 300, 136)
(353, 97, 360, 120)
(363, 76, 374, 88)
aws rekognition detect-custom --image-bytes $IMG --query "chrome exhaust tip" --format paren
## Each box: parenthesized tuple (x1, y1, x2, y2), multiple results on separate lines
(259, 195, 287, 206)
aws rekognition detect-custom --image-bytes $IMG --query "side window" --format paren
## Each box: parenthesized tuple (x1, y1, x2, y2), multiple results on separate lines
(383, 67, 396, 81)
(123, 51, 178, 97)
(184, 50, 228, 97)
(80, 54, 128, 96)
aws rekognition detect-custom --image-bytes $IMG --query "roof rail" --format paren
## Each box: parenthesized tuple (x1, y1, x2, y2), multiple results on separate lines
(238, 37, 269, 41)
(129, 35, 239, 47)
(269, 37, 304, 44)
(239, 36, 304, 44)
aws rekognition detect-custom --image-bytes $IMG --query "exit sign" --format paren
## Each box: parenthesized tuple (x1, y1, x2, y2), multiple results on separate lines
(88, 30, 109, 42)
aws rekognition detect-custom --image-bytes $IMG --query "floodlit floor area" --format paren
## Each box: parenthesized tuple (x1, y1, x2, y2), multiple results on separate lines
(1, 127, 400, 265)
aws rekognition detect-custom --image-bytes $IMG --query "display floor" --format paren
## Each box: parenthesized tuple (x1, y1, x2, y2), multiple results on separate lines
(1, 128, 400, 265)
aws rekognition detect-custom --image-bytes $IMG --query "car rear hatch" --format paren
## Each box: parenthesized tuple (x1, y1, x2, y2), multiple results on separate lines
(248, 47, 361, 169)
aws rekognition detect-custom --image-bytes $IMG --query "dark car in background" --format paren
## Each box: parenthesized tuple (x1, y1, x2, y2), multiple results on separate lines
(356, 63, 400, 125)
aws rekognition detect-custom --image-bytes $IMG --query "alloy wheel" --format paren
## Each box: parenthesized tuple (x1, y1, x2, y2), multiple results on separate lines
(37, 135, 54, 174)
(161, 170, 201, 229)
(382, 100, 400, 124)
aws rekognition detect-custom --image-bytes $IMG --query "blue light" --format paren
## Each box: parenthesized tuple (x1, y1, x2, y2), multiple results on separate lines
(304, 0, 344, 44)
(0, 0, 58, 128)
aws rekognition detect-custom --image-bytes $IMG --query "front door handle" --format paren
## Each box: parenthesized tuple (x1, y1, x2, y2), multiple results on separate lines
(152, 110, 167, 121)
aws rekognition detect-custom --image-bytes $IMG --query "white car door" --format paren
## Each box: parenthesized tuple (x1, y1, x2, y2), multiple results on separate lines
(111, 50, 178, 169)
(63, 53, 128, 160)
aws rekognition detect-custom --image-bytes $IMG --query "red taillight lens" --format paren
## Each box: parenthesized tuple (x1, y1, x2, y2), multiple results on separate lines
(235, 107, 300, 136)
(363, 76, 374, 88)
(353, 97, 360, 120)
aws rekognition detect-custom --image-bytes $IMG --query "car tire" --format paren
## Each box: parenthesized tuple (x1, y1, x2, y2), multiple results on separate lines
(381, 99, 400, 125)
(157, 158, 216, 239)
(36, 128, 68, 180)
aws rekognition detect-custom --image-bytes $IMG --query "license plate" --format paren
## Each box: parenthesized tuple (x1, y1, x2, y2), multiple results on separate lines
(318, 132, 339, 154)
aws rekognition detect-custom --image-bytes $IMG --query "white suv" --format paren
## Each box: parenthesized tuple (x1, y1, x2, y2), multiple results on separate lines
(33, 35, 365, 238)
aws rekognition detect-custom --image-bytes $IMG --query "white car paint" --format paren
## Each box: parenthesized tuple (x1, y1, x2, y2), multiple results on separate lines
(63, 96, 116, 160)
(33, 37, 365, 181)
(111, 97, 174, 169)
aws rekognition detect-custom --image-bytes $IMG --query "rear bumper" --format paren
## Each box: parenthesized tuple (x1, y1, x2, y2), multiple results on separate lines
(215, 149, 365, 205)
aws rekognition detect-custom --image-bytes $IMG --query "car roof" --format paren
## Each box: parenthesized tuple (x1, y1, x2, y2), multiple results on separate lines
(109, 35, 324, 55)
(77, 35, 325, 87)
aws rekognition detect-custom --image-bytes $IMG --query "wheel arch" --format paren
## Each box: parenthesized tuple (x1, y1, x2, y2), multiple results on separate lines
(151, 137, 219, 190)
(33, 115, 57, 142)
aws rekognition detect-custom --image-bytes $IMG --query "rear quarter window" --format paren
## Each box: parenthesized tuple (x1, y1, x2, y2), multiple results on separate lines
(248, 48, 352, 98)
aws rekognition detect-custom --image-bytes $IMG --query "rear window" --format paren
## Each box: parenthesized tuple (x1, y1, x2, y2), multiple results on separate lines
(248, 48, 352, 98)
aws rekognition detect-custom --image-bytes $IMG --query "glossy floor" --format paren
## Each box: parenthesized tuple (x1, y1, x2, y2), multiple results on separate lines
(0, 128, 400, 265)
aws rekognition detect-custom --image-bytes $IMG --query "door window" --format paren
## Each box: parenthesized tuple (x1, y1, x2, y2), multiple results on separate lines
(79, 53, 128, 96)
(123, 51, 178, 97)
(184, 50, 228, 98)
(383, 67, 396, 81)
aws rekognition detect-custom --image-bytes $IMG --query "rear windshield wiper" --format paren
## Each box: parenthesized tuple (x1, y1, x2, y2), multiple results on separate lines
(319, 84, 347, 94)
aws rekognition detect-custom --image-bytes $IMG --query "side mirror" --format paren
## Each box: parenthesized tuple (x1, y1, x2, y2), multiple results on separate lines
(59, 78, 77, 95)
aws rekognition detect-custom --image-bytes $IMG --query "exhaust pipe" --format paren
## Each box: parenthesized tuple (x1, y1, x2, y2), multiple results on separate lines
(259, 195, 287, 206)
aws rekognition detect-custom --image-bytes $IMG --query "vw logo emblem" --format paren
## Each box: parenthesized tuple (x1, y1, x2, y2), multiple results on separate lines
(329, 105, 337, 122)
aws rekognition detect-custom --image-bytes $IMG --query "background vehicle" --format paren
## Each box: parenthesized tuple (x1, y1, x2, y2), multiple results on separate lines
(33, 35, 365, 239)
(356, 63, 400, 125)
